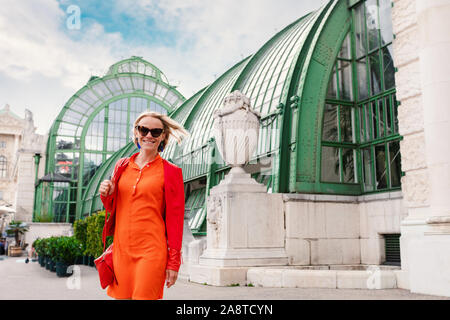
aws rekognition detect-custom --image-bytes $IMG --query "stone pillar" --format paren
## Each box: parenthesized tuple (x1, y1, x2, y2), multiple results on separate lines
(417, 0, 450, 220)
(188, 91, 288, 286)
(393, 0, 450, 297)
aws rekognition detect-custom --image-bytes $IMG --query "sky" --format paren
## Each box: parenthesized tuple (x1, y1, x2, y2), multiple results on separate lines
(0, 0, 328, 135)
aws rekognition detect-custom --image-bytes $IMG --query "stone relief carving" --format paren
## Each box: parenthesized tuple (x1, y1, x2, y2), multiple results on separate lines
(206, 195, 222, 248)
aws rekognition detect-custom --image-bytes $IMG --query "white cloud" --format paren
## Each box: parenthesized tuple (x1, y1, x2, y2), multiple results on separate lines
(0, 0, 327, 134)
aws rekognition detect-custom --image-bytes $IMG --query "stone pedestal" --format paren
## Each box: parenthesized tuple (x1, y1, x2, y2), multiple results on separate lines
(189, 168, 288, 286)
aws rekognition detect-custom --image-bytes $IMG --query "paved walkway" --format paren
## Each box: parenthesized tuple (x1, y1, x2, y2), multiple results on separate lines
(0, 256, 448, 300)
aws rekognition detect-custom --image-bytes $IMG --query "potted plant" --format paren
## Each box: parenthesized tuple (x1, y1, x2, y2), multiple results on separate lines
(33, 238, 42, 264)
(5, 220, 29, 256)
(73, 218, 87, 265)
(54, 236, 81, 277)
(40, 238, 49, 267)
(85, 214, 99, 266)
(46, 237, 58, 272)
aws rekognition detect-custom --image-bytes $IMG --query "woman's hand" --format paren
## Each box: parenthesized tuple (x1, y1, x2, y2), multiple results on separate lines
(99, 180, 114, 197)
(166, 269, 178, 288)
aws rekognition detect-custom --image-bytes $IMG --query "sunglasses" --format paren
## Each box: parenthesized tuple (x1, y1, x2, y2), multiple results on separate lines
(135, 125, 164, 138)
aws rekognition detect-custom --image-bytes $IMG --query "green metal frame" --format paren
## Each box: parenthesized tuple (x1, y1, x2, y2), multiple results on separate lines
(77, 0, 402, 235)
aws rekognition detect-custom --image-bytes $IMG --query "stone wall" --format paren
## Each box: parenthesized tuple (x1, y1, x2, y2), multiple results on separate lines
(24, 222, 73, 248)
(188, 192, 406, 270)
(283, 192, 405, 267)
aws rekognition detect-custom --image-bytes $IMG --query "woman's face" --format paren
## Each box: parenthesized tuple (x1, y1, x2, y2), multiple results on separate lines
(134, 116, 166, 153)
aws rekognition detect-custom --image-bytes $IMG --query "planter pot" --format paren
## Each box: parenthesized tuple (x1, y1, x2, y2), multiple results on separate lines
(9, 246, 23, 257)
(38, 255, 43, 266)
(49, 260, 56, 272)
(88, 256, 95, 267)
(46, 258, 52, 270)
(83, 255, 89, 265)
(55, 262, 73, 277)
(74, 255, 83, 265)
(40, 256, 47, 267)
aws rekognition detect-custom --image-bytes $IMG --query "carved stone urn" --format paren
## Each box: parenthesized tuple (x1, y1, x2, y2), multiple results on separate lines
(213, 90, 261, 174)
(190, 92, 288, 286)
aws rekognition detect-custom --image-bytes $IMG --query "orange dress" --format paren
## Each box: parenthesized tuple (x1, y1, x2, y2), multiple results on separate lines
(106, 153, 167, 300)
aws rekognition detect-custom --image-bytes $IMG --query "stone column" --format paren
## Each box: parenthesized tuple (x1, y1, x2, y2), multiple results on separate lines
(393, 0, 450, 297)
(416, 0, 450, 220)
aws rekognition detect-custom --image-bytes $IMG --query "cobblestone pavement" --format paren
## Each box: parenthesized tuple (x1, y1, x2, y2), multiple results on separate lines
(0, 256, 448, 300)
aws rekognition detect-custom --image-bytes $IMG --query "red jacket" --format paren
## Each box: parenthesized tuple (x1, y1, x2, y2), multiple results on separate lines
(100, 153, 185, 272)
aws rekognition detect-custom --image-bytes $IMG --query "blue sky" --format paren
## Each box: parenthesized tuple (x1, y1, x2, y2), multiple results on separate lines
(0, 0, 327, 134)
(57, 0, 178, 47)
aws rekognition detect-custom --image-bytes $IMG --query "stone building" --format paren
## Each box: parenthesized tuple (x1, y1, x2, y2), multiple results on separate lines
(0, 104, 46, 223)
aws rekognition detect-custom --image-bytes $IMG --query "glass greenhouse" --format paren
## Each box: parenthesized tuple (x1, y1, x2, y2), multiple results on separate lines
(33, 57, 186, 222)
(35, 0, 402, 235)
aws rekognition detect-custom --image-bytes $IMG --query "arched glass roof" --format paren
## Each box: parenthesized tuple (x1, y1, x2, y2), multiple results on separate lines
(174, 3, 328, 159)
(105, 56, 171, 83)
(38, 56, 186, 222)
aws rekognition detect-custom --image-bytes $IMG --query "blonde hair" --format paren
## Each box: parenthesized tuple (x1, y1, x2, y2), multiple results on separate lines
(133, 111, 189, 150)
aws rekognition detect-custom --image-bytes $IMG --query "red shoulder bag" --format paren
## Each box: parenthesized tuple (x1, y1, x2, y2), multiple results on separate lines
(94, 242, 117, 289)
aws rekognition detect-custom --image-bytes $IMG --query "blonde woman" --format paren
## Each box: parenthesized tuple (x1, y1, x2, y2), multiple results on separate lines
(99, 111, 188, 300)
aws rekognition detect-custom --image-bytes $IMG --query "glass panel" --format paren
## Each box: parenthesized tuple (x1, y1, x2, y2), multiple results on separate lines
(366, 0, 380, 51)
(385, 97, 393, 136)
(327, 64, 338, 99)
(55, 152, 74, 177)
(379, 0, 394, 46)
(371, 102, 378, 139)
(105, 79, 122, 94)
(62, 110, 83, 124)
(338, 33, 351, 60)
(83, 153, 103, 185)
(322, 104, 338, 142)
(357, 58, 368, 100)
(56, 137, 75, 150)
(375, 144, 388, 189)
(354, 4, 367, 58)
(339, 106, 354, 143)
(369, 51, 382, 95)
(378, 100, 385, 138)
(133, 76, 144, 91)
(388, 141, 402, 188)
(382, 45, 395, 90)
(362, 147, 374, 191)
(85, 110, 105, 151)
(342, 148, 356, 183)
(364, 103, 373, 140)
(321, 146, 340, 183)
(338, 60, 353, 101)
(358, 107, 365, 143)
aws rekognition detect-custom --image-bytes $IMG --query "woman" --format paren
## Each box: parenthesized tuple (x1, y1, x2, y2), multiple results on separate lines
(99, 111, 188, 300)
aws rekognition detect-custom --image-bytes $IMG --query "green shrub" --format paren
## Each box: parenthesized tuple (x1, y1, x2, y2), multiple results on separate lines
(84, 211, 112, 258)
(47, 237, 59, 260)
(73, 219, 87, 253)
(54, 236, 82, 265)
(33, 238, 42, 256)
(40, 238, 50, 257)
